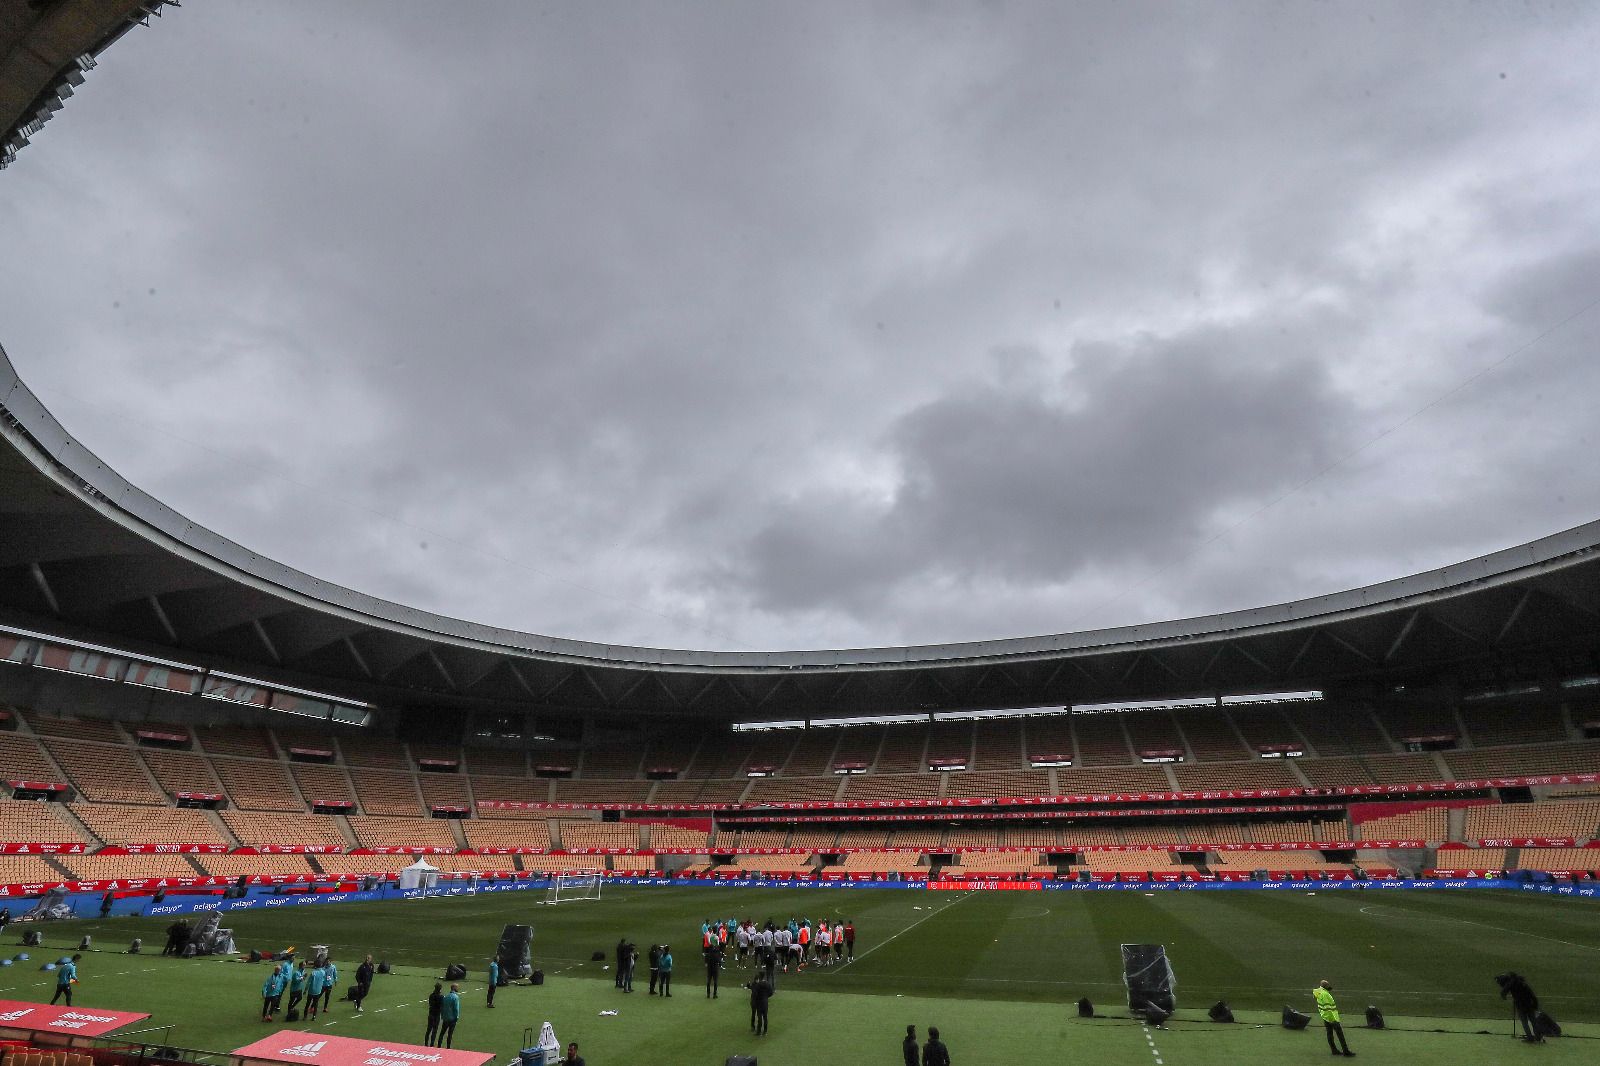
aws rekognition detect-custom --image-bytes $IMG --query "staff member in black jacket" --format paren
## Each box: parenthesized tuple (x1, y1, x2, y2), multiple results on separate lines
(424, 982, 443, 1046)
(902, 1025, 919, 1066)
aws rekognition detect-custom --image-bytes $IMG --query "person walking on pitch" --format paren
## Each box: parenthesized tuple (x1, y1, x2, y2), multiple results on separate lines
(438, 983, 461, 1048)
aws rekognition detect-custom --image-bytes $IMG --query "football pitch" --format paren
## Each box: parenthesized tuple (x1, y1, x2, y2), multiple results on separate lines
(9, 887, 1599, 1066)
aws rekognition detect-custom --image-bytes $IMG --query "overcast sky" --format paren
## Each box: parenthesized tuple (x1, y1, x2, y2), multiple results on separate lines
(4, 1, 1598, 652)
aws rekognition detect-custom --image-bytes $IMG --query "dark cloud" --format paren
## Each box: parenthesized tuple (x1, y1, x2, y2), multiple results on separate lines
(2, 1, 1598, 651)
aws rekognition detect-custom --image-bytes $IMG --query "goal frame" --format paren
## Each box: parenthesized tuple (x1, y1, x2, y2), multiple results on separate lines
(545, 870, 604, 904)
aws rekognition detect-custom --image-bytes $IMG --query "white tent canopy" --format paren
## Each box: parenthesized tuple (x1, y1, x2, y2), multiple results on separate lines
(398, 858, 442, 890)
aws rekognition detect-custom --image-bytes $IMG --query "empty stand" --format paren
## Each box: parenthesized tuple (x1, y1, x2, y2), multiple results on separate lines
(0, 733, 63, 781)
(465, 747, 528, 776)
(1123, 711, 1187, 758)
(198, 854, 317, 878)
(925, 720, 973, 766)
(347, 816, 458, 849)
(832, 852, 925, 874)
(1457, 704, 1567, 747)
(968, 717, 1025, 769)
(71, 804, 227, 846)
(1295, 753, 1444, 787)
(24, 713, 122, 743)
(1172, 760, 1301, 791)
(1172, 709, 1251, 761)
(1285, 704, 1391, 756)
(418, 772, 472, 809)
(784, 729, 841, 776)
(141, 749, 225, 797)
(649, 778, 749, 804)
(0, 800, 88, 843)
(834, 829, 892, 848)
(647, 825, 709, 849)
(558, 821, 642, 849)
(831, 727, 883, 772)
(1464, 800, 1600, 840)
(0, 855, 70, 883)
(581, 746, 644, 779)
(43, 739, 163, 805)
(1056, 765, 1173, 793)
(552, 779, 655, 804)
(291, 763, 356, 806)
(744, 776, 839, 803)
(471, 775, 550, 810)
(1073, 714, 1134, 766)
(462, 819, 552, 850)
(341, 737, 410, 769)
(222, 810, 348, 848)
(874, 724, 929, 774)
(197, 726, 277, 760)
(942, 769, 1052, 799)
(1230, 706, 1309, 753)
(1353, 807, 1448, 841)
(212, 757, 304, 812)
(61, 854, 201, 880)
(841, 773, 942, 801)
(1025, 716, 1077, 765)
(1443, 742, 1600, 780)
(348, 767, 423, 815)
(1516, 847, 1599, 872)
(1377, 704, 1461, 743)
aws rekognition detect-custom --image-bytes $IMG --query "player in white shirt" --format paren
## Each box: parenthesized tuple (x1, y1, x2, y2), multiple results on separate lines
(736, 921, 751, 966)
(774, 926, 793, 971)
(832, 922, 845, 963)
(815, 922, 832, 966)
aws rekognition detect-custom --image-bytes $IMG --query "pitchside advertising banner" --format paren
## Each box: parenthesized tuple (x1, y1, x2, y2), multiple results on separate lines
(234, 1031, 493, 1066)
(0, 1000, 150, 1037)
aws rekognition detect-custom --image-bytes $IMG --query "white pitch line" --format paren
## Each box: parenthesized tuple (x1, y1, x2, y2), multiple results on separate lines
(1141, 1022, 1165, 1066)
(833, 891, 976, 969)
(1358, 904, 1600, 953)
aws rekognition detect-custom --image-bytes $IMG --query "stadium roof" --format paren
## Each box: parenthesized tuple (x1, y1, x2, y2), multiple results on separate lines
(4, 348, 1599, 721)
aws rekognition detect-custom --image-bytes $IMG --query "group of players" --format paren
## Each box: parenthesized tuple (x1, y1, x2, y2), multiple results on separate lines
(705, 915, 857, 971)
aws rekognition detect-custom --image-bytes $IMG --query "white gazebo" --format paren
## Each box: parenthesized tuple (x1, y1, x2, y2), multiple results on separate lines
(398, 857, 441, 891)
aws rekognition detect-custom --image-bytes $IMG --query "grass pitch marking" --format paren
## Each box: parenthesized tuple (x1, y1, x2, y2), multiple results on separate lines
(1358, 904, 1600, 954)
(832, 890, 977, 970)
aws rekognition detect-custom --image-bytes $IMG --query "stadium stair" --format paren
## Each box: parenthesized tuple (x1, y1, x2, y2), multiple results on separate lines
(447, 818, 469, 850)
(50, 804, 101, 846)
(182, 853, 209, 877)
(41, 854, 76, 881)
(203, 808, 242, 848)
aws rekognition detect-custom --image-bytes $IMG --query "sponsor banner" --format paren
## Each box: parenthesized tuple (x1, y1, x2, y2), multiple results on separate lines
(290, 747, 336, 758)
(1041, 878, 1528, 893)
(97, 844, 230, 855)
(417, 759, 460, 769)
(0, 999, 149, 1037)
(1467, 838, 1581, 848)
(1519, 882, 1600, 899)
(927, 879, 1043, 890)
(0, 842, 87, 854)
(429, 805, 469, 814)
(233, 845, 346, 855)
(718, 804, 1346, 824)
(467, 847, 548, 856)
(5, 781, 68, 793)
(312, 799, 356, 810)
(351, 847, 457, 855)
(174, 792, 225, 802)
(233, 1031, 494, 1066)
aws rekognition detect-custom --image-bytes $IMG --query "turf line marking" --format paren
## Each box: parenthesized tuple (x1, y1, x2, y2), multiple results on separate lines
(835, 890, 976, 970)
(1358, 905, 1600, 953)
(1141, 1022, 1165, 1065)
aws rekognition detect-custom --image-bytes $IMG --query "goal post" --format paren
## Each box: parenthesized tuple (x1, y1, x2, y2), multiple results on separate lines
(545, 870, 604, 904)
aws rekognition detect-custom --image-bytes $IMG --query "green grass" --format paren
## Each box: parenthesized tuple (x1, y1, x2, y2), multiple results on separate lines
(4, 887, 1597, 1066)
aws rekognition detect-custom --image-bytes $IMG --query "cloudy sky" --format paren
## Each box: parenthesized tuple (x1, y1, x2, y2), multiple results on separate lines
(4, 1, 1598, 652)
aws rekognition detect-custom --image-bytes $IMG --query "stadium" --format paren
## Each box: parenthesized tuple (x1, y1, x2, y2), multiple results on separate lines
(2, 3, 1599, 1066)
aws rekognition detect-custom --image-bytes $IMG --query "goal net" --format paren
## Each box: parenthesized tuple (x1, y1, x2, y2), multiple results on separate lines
(545, 870, 604, 904)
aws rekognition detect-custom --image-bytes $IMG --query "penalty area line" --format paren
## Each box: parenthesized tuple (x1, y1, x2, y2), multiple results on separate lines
(832, 890, 977, 970)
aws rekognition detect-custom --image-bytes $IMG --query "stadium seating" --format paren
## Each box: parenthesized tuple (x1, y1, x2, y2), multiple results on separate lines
(971, 718, 1025, 770)
(1078, 851, 1180, 873)
(470, 775, 550, 810)
(580, 746, 645, 779)
(884, 828, 944, 848)
(831, 852, 925, 874)
(196, 726, 276, 760)
(348, 767, 424, 815)
(925, 720, 973, 766)
(60, 854, 201, 880)
(783, 729, 842, 776)
(725, 830, 788, 849)
(645, 825, 710, 849)
(1463, 800, 1600, 840)
(1172, 709, 1252, 762)
(346, 816, 458, 849)
(211, 758, 303, 812)
(1073, 713, 1134, 766)
(465, 746, 527, 776)
(462, 819, 552, 850)
(834, 829, 892, 848)
(1055, 765, 1173, 793)
(221, 810, 349, 848)
(1376, 704, 1461, 743)
(1172, 760, 1302, 791)
(0, 855, 71, 883)
(0, 733, 64, 781)
(23, 712, 123, 743)
(1443, 742, 1600, 780)
(787, 829, 839, 850)
(71, 804, 227, 846)
(558, 821, 642, 849)
(744, 776, 840, 803)
(841, 774, 942, 801)
(552, 779, 655, 804)
(315, 854, 414, 876)
(340, 737, 409, 769)
(830, 727, 883, 772)
(873, 726, 928, 774)
(649, 778, 749, 804)
(734, 854, 818, 875)
(1457, 704, 1567, 747)
(417, 772, 472, 809)
(610, 854, 658, 873)
(1353, 807, 1449, 841)
(1025, 716, 1077, 765)
(291, 763, 357, 806)
(949, 851, 1046, 875)
(1515, 847, 1599, 873)
(1123, 711, 1188, 759)
(1285, 704, 1392, 755)
(1229, 706, 1309, 753)
(140, 749, 225, 796)
(999, 825, 1066, 847)
(942, 769, 1052, 799)
(197, 854, 318, 878)
(42, 740, 163, 805)
(1296, 754, 1444, 787)
(0, 800, 88, 843)
(1433, 847, 1508, 872)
